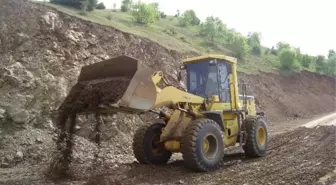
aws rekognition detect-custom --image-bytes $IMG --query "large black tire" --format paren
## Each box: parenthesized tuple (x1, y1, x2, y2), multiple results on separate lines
(132, 122, 172, 165)
(243, 116, 269, 157)
(181, 118, 224, 172)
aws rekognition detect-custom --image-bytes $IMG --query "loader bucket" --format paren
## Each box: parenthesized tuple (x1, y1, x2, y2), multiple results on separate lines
(74, 55, 157, 112)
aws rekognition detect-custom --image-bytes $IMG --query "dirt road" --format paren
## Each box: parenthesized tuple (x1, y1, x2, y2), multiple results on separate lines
(0, 113, 335, 185)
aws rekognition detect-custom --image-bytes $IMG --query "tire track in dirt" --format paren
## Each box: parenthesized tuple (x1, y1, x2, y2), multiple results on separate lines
(1, 125, 334, 185)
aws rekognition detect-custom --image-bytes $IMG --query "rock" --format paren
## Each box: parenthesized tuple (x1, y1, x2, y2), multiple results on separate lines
(7, 108, 30, 124)
(15, 151, 24, 159)
(178, 180, 185, 184)
(36, 137, 43, 143)
(65, 30, 84, 43)
(0, 162, 9, 168)
(0, 108, 5, 119)
(4, 155, 14, 162)
(2, 62, 35, 88)
(41, 11, 62, 30)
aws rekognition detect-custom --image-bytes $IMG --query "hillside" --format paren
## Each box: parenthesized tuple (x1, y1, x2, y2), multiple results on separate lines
(38, 1, 282, 74)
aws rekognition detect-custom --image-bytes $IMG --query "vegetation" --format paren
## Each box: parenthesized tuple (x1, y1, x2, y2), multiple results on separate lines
(50, 0, 104, 11)
(178, 10, 200, 27)
(43, 1, 335, 76)
(131, 2, 160, 25)
(96, 2, 105, 10)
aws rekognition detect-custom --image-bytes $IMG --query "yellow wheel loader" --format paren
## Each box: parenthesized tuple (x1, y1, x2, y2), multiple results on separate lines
(69, 54, 269, 172)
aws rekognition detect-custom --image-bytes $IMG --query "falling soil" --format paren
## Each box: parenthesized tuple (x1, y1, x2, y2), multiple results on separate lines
(47, 77, 132, 179)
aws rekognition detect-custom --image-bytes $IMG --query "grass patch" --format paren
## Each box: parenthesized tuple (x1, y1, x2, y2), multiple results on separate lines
(36, 2, 281, 73)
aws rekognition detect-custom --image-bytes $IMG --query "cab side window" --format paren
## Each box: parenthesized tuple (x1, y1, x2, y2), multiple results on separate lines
(218, 62, 231, 102)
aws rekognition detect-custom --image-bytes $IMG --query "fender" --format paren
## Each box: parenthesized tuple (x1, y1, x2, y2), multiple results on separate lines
(202, 111, 225, 131)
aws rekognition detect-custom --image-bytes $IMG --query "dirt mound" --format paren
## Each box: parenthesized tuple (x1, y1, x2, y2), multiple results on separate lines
(240, 71, 336, 122)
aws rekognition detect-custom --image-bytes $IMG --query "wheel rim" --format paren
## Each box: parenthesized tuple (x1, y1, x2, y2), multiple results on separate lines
(202, 134, 218, 159)
(257, 127, 266, 146)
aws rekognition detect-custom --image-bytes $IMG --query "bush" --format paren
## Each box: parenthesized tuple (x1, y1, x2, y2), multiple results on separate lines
(51, 0, 97, 11)
(78, 10, 87, 16)
(121, 0, 132, 12)
(300, 54, 315, 69)
(178, 9, 200, 27)
(270, 46, 277, 55)
(163, 28, 177, 35)
(160, 12, 167, 18)
(96, 2, 106, 9)
(251, 45, 261, 56)
(279, 48, 301, 71)
(87, 0, 97, 11)
(229, 33, 249, 59)
(132, 2, 160, 25)
(199, 16, 226, 43)
(106, 14, 112, 20)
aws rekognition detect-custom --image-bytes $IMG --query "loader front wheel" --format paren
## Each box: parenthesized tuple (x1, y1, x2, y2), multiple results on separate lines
(132, 122, 172, 165)
(181, 118, 224, 172)
(243, 116, 269, 157)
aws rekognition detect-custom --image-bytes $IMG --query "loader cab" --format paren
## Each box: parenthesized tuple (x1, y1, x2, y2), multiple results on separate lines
(181, 55, 240, 110)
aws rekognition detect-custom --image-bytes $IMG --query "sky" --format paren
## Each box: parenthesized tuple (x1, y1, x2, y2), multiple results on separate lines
(102, 0, 334, 56)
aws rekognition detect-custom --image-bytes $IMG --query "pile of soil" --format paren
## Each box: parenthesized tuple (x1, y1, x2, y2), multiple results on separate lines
(240, 71, 336, 122)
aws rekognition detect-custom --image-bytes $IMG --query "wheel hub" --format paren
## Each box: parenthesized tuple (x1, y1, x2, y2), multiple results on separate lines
(257, 127, 266, 145)
(202, 134, 218, 159)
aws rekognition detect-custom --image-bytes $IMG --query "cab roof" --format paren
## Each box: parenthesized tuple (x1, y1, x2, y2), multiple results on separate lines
(182, 54, 237, 64)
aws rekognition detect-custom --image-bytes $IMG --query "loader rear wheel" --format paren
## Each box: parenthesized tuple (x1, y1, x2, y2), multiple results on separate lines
(181, 118, 224, 172)
(132, 122, 172, 165)
(243, 116, 269, 157)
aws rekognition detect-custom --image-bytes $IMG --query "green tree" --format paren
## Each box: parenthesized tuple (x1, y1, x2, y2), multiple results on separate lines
(175, 9, 180, 17)
(247, 32, 262, 56)
(228, 33, 249, 59)
(324, 56, 336, 76)
(50, 0, 88, 10)
(160, 12, 167, 18)
(270, 46, 277, 55)
(112, 2, 117, 11)
(328, 49, 336, 59)
(96, 2, 105, 9)
(121, 0, 132, 12)
(199, 16, 226, 43)
(247, 32, 261, 45)
(132, 2, 160, 25)
(279, 48, 301, 71)
(178, 10, 200, 27)
(276, 42, 291, 51)
(300, 54, 315, 69)
(86, 0, 97, 11)
(315, 55, 326, 73)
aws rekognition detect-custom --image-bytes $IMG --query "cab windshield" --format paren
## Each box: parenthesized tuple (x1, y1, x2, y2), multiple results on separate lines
(185, 60, 231, 102)
(186, 61, 219, 98)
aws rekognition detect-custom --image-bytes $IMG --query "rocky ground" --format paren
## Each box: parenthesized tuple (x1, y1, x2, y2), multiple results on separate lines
(0, 124, 335, 185)
(0, 0, 336, 185)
